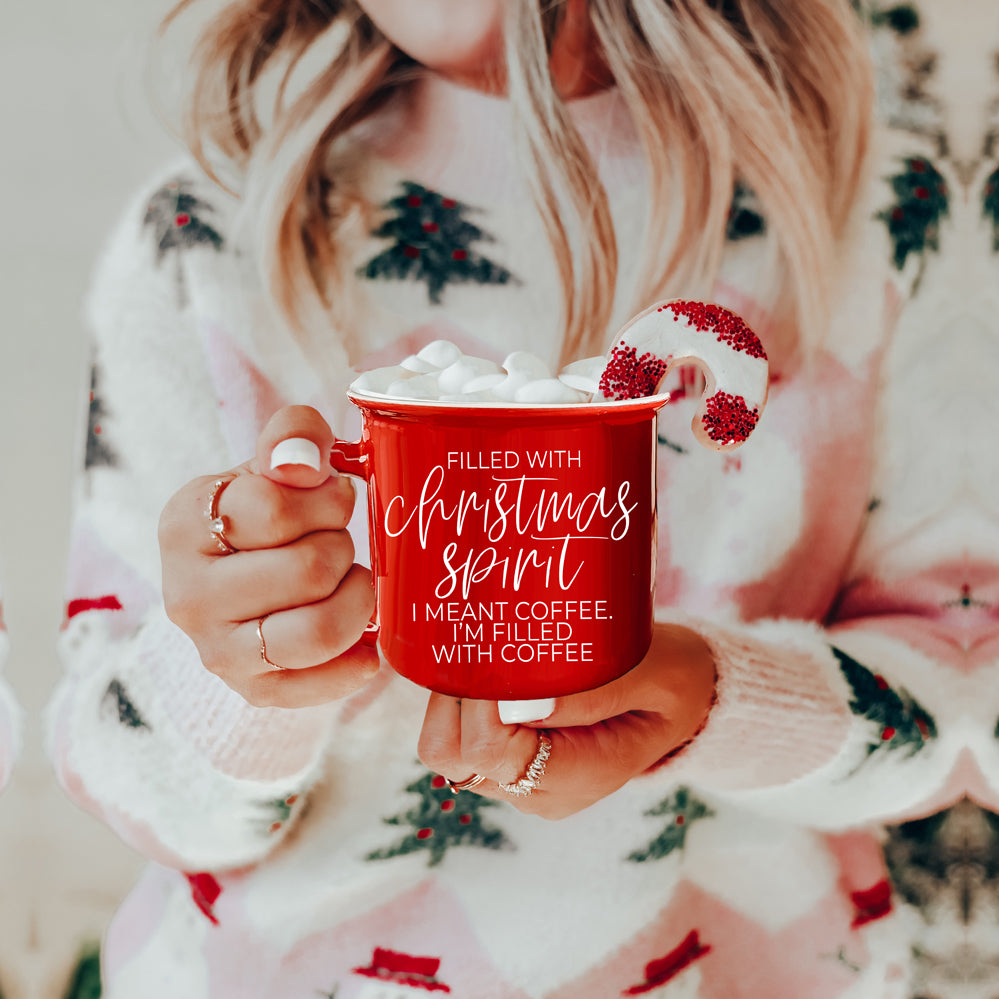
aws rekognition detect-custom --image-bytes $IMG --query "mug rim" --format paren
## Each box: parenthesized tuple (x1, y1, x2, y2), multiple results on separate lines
(346, 388, 672, 414)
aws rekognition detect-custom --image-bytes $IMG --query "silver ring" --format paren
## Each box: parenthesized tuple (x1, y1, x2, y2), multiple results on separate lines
(499, 731, 552, 797)
(207, 476, 238, 554)
(257, 615, 287, 671)
(446, 773, 487, 794)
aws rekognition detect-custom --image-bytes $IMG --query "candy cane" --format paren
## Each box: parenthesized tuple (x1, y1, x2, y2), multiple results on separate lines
(598, 300, 769, 450)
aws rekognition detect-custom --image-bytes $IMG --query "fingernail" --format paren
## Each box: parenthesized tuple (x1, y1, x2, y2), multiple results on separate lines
(498, 698, 555, 725)
(270, 437, 321, 471)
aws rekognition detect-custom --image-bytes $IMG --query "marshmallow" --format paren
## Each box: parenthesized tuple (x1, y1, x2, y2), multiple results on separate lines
(400, 355, 440, 374)
(503, 351, 551, 379)
(437, 357, 503, 395)
(558, 356, 605, 395)
(350, 365, 415, 394)
(416, 339, 463, 369)
(350, 340, 604, 405)
(514, 378, 589, 404)
(386, 373, 440, 399)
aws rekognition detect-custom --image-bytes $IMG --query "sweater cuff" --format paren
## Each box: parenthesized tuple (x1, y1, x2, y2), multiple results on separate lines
(136, 610, 334, 781)
(663, 614, 852, 792)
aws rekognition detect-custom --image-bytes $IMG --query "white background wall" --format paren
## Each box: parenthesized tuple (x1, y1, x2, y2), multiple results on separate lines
(1, 2, 177, 996)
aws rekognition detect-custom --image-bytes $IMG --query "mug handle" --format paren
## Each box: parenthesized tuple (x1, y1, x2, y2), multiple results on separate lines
(329, 438, 380, 648)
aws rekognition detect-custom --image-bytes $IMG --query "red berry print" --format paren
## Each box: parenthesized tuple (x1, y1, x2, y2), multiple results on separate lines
(459, 814, 472, 825)
(874, 675, 889, 691)
(422, 221, 439, 233)
(403, 245, 420, 259)
(407, 195, 422, 207)
(440, 799, 455, 812)
(441, 198, 457, 208)
(914, 187, 929, 200)
(675, 815, 685, 825)
(881, 726, 896, 741)
(174, 213, 190, 227)
(701, 391, 760, 445)
(431, 775, 447, 789)
(451, 249, 467, 261)
(416, 828, 434, 840)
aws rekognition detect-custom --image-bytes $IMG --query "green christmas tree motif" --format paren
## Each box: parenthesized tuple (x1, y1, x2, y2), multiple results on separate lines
(59, 942, 101, 999)
(982, 165, 999, 251)
(832, 647, 936, 763)
(876, 156, 948, 284)
(360, 182, 515, 304)
(725, 181, 765, 242)
(255, 791, 303, 838)
(870, 3, 920, 35)
(101, 679, 150, 731)
(627, 786, 714, 863)
(143, 178, 225, 307)
(85, 363, 118, 470)
(367, 770, 511, 867)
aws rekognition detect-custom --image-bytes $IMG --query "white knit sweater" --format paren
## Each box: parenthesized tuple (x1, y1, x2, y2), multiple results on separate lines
(47, 26, 998, 997)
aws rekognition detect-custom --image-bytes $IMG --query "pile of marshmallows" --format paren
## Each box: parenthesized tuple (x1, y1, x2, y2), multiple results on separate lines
(350, 341, 605, 405)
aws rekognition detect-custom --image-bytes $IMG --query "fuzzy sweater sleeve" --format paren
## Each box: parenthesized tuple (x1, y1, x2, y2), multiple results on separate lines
(46, 167, 343, 871)
(648, 160, 983, 828)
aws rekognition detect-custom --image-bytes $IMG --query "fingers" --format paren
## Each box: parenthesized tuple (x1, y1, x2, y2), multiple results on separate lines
(187, 530, 357, 623)
(257, 405, 336, 489)
(417, 626, 718, 819)
(248, 564, 375, 669)
(161, 470, 357, 559)
(418, 695, 540, 795)
(242, 644, 381, 709)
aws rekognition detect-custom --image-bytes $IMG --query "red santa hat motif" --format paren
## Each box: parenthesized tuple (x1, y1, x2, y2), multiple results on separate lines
(352, 948, 452, 992)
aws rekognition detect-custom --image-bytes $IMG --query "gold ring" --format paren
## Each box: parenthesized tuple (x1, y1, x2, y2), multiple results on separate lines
(207, 476, 238, 555)
(499, 731, 552, 797)
(446, 773, 487, 794)
(257, 615, 286, 671)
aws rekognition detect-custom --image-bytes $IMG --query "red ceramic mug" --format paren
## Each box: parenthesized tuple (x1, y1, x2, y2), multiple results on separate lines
(331, 391, 669, 699)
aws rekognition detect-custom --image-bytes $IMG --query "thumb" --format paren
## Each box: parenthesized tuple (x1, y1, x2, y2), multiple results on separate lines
(498, 677, 632, 728)
(256, 405, 336, 488)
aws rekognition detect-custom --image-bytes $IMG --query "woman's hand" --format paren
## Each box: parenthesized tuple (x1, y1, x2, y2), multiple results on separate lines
(159, 406, 379, 708)
(417, 624, 716, 818)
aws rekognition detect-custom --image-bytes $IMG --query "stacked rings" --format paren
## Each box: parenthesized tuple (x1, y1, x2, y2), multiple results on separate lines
(499, 732, 552, 797)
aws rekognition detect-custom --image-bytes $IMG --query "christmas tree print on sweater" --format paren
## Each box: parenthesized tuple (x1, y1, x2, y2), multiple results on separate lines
(832, 647, 936, 765)
(982, 165, 999, 251)
(876, 156, 949, 287)
(100, 678, 150, 731)
(361, 183, 515, 303)
(882, 800, 999, 996)
(143, 178, 224, 307)
(627, 786, 714, 863)
(85, 363, 117, 470)
(366, 770, 511, 867)
(725, 182, 765, 242)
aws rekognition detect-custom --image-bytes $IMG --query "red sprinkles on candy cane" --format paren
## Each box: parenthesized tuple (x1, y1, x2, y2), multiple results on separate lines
(598, 344, 670, 400)
(701, 391, 760, 445)
(664, 301, 767, 359)
(598, 299, 769, 451)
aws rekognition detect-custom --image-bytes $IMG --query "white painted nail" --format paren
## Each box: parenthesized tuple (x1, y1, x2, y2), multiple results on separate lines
(270, 437, 321, 471)
(498, 698, 555, 725)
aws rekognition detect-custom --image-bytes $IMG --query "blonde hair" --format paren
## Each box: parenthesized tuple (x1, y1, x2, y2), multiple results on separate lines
(161, 0, 873, 369)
